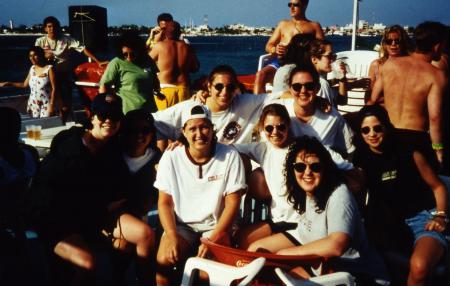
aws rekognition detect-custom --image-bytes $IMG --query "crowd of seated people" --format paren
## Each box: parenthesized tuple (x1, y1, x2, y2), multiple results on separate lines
(2, 20, 449, 286)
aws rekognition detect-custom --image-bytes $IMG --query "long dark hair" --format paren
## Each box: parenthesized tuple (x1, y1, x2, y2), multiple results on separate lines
(353, 104, 395, 154)
(285, 136, 344, 214)
(283, 33, 315, 66)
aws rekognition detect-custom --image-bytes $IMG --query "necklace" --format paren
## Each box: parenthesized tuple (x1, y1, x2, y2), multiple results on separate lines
(293, 20, 304, 33)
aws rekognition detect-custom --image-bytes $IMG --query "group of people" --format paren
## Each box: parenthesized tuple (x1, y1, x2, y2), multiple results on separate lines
(1, 2, 450, 286)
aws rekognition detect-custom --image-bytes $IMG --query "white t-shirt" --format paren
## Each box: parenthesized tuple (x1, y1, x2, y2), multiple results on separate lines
(234, 141, 353, 223)
(153, 92, 282, 145)
(317, 76, 337, 107)
(154, 143, 246, 231)
(271, 98, 355, 156)
(288, 184, 389, 281)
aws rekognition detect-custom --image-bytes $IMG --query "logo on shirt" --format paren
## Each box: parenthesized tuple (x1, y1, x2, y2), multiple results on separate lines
(208, 174, 224, 182)
(381, 170, 397, 181)
(221, 121, 241, 143)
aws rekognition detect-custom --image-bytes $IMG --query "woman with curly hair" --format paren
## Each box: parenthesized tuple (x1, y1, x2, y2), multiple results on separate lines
(248, 136, 389, 283)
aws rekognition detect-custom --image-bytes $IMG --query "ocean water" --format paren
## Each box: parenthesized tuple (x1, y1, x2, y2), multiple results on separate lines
(0, 35, 381, 96)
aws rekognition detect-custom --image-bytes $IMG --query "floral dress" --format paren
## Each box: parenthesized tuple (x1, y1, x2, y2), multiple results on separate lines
(27, 65, 52, 118)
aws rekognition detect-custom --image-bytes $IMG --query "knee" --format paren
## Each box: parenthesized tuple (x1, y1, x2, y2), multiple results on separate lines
(409, 256, 432, 281)
(138, 225, 155, 244)
(156, 251, 173, 267)
(247, 240, 263, 252)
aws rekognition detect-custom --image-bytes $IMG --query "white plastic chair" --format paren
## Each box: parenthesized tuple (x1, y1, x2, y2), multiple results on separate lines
(181, 256, 266, 286)
(275, 267, 355, 286)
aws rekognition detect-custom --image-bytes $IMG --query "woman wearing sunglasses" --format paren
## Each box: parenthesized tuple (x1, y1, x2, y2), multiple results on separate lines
(99, 30, 160, 114)
(247, 136, 389, 283)
(368, 25, 411, 91)
(353, 104, 447, 285)
(273, 64, 355, 158)
(235, 104, 355, 249)
(30, 94, 156, 285)
(153, 65, 284, 148)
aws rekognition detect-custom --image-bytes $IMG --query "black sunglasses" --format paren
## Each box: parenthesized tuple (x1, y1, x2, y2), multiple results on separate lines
(96, 111, 122, 122)
(291, 82, 315, 92)
(288, 2, 301, 8)
(264, 124, 287, 133)
(321, 53, 337, 61)
(214, 83, 236, 92)
(384, 39, 400, 45)
(293, 162, 322, 173)
(122, 51, 136, 59)
(360, 125, 384, 135)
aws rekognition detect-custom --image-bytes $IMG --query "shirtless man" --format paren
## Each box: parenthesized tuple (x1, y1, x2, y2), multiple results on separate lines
(149, 21, 199, 110)
(146, 13, 173, 50)
(370, 21, 448, 166)
(254, 0, 324, 94)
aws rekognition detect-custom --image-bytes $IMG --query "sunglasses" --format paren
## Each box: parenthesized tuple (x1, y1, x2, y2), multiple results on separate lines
(291, 82, 315, 92)
(287, 2, 301, 8)
(321, 53, 337, 61)
(360, 125, 384, 135)
(264, 124, 287, 133)
(214, 83, 236, 92)
(384, 38, 400, 45)
(122, 51, 136, 59)
(96, 112, 122, 122)
(293, 162, 322, 173)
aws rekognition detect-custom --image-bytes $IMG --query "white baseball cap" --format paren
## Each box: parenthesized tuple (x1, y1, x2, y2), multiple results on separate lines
(181, 101, 211, 126)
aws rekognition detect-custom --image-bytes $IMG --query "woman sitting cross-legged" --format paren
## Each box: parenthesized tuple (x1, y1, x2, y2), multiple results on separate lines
(353, 105, 448, 286)
(154, 101, 246, 286)
(30, 94, 156, 286)
(247, 136, 390, 284)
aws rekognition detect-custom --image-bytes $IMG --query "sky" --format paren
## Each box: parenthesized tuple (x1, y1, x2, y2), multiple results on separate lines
(1, 0, 450, 28)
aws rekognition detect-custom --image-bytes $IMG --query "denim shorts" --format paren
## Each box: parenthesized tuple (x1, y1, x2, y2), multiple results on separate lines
(404, 209, 448, 250)
(267, 57, 281, 69)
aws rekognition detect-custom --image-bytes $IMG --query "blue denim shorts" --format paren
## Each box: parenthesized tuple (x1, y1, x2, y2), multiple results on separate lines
(267, 57, 281, 69)
(404, 209, 448, 250)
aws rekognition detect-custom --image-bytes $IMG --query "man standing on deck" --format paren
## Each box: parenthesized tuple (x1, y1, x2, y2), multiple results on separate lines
(254, 0, 324, 94)
(369, 21, 448, 167)
(149, 21, 199, 110)
(146, 13, 173, 50)
(35, 16, 107, 122)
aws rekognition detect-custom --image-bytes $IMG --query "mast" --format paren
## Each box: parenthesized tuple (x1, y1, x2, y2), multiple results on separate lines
(351, 0, 359, 51)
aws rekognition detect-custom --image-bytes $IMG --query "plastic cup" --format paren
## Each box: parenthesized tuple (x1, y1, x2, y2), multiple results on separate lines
(33, 125, 42, 140)
(26, 125, 34, 139)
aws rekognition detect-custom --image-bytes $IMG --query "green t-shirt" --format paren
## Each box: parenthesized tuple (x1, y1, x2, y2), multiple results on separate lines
(100, 57, 158, 113)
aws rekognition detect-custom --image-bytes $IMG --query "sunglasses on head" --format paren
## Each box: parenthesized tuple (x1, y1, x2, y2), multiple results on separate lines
(321, 53, 337, 61)
(264, 123, 287, 133)
(96, 111, 122, 122)
(288, 2, 301, 8)
(214, 83, 236, 92)
(293, 162, 322, 173)
(291, 82, 315, 92)
(360, 125, 384, 135)
(384, 39, 400, 45)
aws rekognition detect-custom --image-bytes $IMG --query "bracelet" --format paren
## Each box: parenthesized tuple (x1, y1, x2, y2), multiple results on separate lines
(432, 210, 447, 216)
(432, 143, 444, 150)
